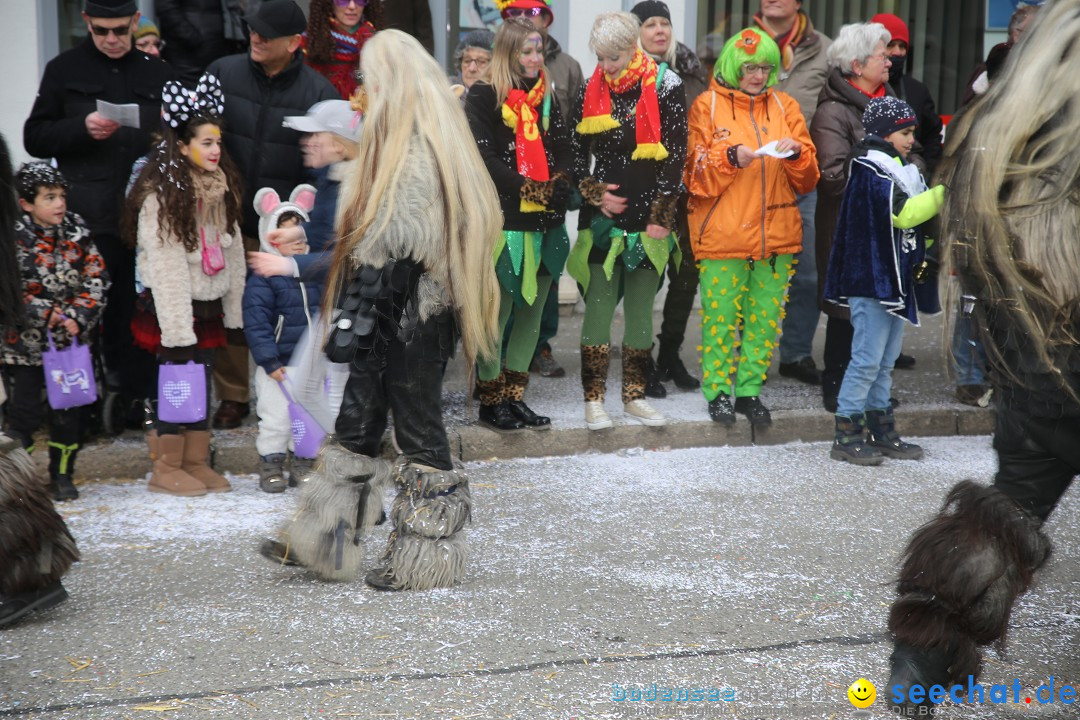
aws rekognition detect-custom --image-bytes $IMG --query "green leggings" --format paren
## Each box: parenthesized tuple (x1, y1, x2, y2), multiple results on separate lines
(478, 278, 552, 381)
(580, 263, 663, 349)
(699, 256, 794, 401)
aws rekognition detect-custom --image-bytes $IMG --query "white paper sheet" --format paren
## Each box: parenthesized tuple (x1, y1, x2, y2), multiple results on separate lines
(96, 100, 140, 129)
(754, 140, 794, 159)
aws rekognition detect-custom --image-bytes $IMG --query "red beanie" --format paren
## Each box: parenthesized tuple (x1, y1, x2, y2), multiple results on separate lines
(871, 13, 910, 48)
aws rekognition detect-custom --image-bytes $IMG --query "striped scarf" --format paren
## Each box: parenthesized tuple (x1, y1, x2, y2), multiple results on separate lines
(754, 11, 811, 71)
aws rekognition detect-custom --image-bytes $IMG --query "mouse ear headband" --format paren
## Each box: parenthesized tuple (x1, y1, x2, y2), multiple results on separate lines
(161, 73, 225, 129)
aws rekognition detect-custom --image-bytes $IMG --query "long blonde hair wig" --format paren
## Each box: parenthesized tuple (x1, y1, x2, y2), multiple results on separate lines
(486, 17, 550, 107)
(327, 30, 502, 364)
(939, 0, 1080, 398)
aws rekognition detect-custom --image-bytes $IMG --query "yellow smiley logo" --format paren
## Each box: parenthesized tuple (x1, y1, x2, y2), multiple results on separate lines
(847, 678, 876, 708)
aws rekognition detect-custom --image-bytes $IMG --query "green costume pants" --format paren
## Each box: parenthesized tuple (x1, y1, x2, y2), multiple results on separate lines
(580, 263, 663, 350)
(478, 277, 552, 381)
(699, 256, 794, 401)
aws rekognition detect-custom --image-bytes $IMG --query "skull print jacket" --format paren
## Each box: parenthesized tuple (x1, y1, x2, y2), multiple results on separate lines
(1, 212, 110, 366)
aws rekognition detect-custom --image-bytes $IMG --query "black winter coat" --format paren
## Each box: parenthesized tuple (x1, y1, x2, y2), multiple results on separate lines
(465, 81, 573, 232)
(571, 70, 687, 232)
(205, 52, 338, 237)
(23, 39, 176, 237)
(155, 0, 236, 84)
(381, 0, 434, 54)
(887, 74, 943, 178)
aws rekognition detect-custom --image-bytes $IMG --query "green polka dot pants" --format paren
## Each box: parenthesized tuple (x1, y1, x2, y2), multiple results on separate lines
(698, 255, 795, 402)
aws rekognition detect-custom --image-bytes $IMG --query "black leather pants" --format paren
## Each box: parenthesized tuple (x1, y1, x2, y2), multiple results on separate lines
(993, 408, 1080, 523)
(335, 309, 456, 471)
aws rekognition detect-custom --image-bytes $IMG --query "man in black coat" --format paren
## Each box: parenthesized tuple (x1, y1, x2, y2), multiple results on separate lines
(204, 0, 337, 429)
(382, 0, 434, 54)
(872, 13, 943, 177)
(24, 0, 175, 415)
(155, 0, 241, 84)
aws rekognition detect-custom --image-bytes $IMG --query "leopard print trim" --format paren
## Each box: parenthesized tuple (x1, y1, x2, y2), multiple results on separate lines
(621, 345, 651, 403)
(520, 178, 553, 207)
(648, 193, 678, 232)
(475, 373, 506, 407)
(503, 369, 530, 402)
(578, 176, 607, 207)
(580, 344, 610, 402)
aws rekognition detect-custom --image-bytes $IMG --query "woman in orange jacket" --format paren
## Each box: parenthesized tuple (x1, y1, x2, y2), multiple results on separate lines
(685, 28, 819, 426)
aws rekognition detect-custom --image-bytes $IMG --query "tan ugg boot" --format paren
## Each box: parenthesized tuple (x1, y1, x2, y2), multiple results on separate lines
(181, 430, 232, 492)
(149, 435, 206, 496)
(147, 429, 158, 462)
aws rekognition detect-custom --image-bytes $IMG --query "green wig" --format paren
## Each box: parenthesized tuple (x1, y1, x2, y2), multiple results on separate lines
(713, 28, 781, 90)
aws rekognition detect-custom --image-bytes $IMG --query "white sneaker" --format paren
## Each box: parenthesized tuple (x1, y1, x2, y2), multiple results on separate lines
(584, 401, 613, 430)
(624, 399, 666, 426)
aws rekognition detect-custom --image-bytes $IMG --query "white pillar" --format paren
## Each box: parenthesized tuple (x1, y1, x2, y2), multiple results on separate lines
(1, 2, 45, 165)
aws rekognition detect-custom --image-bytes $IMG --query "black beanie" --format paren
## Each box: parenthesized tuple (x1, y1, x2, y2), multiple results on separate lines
(631, 1, 671, 24)
(862, 96, 917, 139)
(84, 0, 138, 18)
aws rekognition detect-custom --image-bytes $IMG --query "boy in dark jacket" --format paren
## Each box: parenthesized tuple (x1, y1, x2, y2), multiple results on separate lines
(243, 185, 320, 492)
(823, 97, 942, 466)
(2, 164, 110, 501)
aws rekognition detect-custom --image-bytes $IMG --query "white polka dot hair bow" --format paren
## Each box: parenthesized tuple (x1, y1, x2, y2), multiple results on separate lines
(161, 73, 225, 129)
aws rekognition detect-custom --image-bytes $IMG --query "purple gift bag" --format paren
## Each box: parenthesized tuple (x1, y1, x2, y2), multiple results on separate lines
(42, 329, 97, 410)
(280, 381, 326, 459)
(157, 361, 207, 424)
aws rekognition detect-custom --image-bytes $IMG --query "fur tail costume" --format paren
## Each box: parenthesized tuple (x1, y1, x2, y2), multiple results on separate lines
(888, 481, 1051, 702)
(270, 441, 391, 581)
(367, 459, 472, 591)
(0, 434, 79, 625)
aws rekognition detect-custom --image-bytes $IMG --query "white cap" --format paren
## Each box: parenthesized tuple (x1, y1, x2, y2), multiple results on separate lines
(283, 100, 362, 142)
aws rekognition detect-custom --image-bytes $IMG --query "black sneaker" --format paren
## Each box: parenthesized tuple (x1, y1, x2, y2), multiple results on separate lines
(0, 581, 68, 628)
(478, 402, 526, 433)
(894, 353, 916, 370)
(777, 356, 821, 385)
(734, 396, 772, 426)
(507, 400, 551, 430)
(707, 394, 735, 425)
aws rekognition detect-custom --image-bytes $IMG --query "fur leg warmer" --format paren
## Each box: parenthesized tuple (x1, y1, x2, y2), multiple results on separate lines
(276, 441, 391, 581)
(370, 460, 472, 591)
(0, 435, 79, 597)
(888, 480, 1051, 686)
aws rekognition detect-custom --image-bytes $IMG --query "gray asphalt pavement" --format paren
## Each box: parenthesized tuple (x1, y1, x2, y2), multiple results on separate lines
(2, 437, 1077, 719)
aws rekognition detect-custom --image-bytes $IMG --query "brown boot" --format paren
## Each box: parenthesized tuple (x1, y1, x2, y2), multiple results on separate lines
(149, 434, 207, 496)
(182, 430, 232, 493)
(147, 429, 158, 462)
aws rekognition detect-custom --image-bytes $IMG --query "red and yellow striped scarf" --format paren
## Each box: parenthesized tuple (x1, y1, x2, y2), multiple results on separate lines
(502, 72, 549, 212)
(577, 48, 667, 161)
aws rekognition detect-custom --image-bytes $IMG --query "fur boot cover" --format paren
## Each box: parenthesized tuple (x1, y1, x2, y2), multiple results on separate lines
(0, 434, 79, 596)
(375, 460, 472, 590)
(888, 480, 1051, 684)
(278, 441, 391, 581)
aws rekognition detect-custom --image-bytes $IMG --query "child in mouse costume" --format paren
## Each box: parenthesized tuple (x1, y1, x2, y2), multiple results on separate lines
(243, 184, 322, 493)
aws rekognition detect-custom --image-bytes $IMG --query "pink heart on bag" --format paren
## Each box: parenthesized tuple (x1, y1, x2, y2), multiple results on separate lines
(162, 380, 192, 408)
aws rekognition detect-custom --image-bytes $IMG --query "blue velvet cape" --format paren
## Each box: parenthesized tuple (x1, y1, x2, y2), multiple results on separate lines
(823, 140, 926, 325)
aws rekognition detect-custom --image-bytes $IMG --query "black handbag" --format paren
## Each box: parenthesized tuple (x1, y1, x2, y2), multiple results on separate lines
(325, 259, 421, 364)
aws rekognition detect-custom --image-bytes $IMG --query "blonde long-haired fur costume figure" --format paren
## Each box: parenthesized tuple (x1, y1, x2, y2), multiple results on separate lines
(887, 1, 1080, 713)
(262, 31, 502, 591)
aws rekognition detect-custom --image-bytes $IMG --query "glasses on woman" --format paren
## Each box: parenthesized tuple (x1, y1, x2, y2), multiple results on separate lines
(333, 0, 366, 7)
(462, 56, 490, 69)
(741, 63, 776, 76)
(505, 7, 545, 17)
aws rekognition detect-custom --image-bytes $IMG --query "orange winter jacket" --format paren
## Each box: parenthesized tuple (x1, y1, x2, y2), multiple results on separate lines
(684, 79, 819, 261)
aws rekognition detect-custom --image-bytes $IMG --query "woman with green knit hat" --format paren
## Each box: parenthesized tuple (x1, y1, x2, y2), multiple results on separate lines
(684, 27, 819, 426)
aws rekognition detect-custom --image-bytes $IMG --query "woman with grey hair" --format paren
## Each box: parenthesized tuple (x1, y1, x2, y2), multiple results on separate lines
(450, 29, 496, 98)
(810, 21, 902, 412)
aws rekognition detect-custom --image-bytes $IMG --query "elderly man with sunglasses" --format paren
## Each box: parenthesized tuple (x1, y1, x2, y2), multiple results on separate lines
(24, 0, 176, 428)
